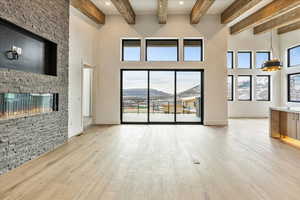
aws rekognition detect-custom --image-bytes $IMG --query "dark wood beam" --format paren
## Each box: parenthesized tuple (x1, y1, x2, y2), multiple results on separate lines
(158, 0, 168, 24)
(230, 0, 300, 34)
(278, 20, 300, 34)
(71, 0, 105, 24)
(254, 7, 300, 34)
(111, 0, 136, 24)
(221, 0, 263, 24)
(190, 0, 216, 24)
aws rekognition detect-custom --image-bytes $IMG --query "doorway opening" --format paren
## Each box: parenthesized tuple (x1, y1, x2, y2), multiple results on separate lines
(82, 67, 93, 128)
(121, 69, 204, 124)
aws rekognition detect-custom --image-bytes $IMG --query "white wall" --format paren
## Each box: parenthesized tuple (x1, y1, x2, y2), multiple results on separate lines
(94, 14, 228, 125)
(279, 29, 300, 107)
(68, 7, 99, 137)
(228, 29, 281, 118)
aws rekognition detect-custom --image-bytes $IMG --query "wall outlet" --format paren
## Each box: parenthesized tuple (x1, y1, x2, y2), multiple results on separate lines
(12, 46, 22, 55)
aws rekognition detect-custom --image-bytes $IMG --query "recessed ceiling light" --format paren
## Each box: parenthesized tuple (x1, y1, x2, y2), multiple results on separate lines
(179, 1, 184, 5)
(105, 1, 111, 6)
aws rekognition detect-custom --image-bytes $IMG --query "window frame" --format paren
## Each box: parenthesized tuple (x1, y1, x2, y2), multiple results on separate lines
(288, 73, 300, 103)
(288, 45, 300, 67)
(145, 38, 179, 62)
(237, 51, 253, 69)
(255, 75, 271, 102)
(227, 75, 234, 101)
(183, 38, 204, 62)
(227, 51, 234, 69)
(237, 75, 252, 101)
(121, 38, 142, 62)
(255, 51, 271, 69)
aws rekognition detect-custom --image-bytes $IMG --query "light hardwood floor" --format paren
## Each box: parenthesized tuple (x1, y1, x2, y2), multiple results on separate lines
(1, 119, 300, 200)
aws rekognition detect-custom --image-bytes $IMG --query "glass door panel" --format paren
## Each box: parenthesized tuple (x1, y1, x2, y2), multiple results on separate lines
(149, 71, 175, 122)
(122, 70, 148, 122)
(176, 71, 202, 122)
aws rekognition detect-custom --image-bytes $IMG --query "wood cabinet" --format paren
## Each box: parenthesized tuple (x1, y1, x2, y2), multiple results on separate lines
(286, 113, 298, 139)
(270, 108, 300, 140)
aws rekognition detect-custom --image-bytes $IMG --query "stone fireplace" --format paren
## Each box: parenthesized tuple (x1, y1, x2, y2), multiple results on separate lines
(0, 0, 69, 174)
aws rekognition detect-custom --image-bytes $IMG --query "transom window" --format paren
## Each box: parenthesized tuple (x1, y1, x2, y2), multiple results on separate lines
(146, 39, 178, 61)
(288, 45, 300, 67)
(237, 52, 252, 69)
(227, 51, 234, 69)
(183, 39, 203, 61)
(122, 39, 141, 61)
(256, 52, 270, 69)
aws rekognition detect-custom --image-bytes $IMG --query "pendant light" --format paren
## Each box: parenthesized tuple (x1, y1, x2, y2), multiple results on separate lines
(261, 30, 282, 72)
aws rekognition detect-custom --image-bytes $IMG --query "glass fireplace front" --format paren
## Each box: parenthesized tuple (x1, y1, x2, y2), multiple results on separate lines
(0, 93, 58, 120)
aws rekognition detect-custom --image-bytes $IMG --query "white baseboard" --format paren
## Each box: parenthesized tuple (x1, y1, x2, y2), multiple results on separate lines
(204, 120, 228, 126)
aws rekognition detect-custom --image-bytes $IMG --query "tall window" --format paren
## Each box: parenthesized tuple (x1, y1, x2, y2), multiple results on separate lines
(237, 52, 252, 69)
(146, 39, 178, 61)
(288, 45, 300, 67)
(227, 51, 234, 69)
(122, 39, 141, 61)
(256, 52, 270, 68)
(183, 39, 203, 61)
(227, 75, 234, 101)
(237, 75, 252, 101)
(288, 73, 300, 102)
(255, 75, 270, 101)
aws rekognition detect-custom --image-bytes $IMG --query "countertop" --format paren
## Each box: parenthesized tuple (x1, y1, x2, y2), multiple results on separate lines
(270, 107, 300, 113)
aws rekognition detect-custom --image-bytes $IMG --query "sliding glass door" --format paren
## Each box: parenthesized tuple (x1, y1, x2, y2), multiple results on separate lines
(176, 71, 202, 122)
(121, 69, 203, 124)
(149, 71, 175, 122)
(122, 70, 148, 122)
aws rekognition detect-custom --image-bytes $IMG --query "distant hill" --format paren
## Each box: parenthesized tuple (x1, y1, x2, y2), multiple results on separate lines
(123, 84, 201, 99)
(123, 88, 171, 98)
(178, 84, 201, 98)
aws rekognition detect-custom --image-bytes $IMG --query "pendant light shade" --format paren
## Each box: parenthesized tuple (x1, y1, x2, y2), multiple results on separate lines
(262, 59, 282, 72)
(262, 30, 282, 72)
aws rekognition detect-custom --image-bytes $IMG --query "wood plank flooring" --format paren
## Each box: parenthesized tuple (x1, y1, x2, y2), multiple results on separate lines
(1, 119, 300, 200)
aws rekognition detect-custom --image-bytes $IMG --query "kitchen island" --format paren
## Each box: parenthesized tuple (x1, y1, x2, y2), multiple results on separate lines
(270, 107, 300, 148)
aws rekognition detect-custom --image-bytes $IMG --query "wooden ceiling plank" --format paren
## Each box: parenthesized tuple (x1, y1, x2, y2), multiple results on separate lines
(254, 7, 300, 34)
(221, 0, 263, 24)
(111, 0, 136, 24)
(190, 0, 216, 24)
(277, 20, 300, 34)
(158, 0, 168, 24)
(71, 0, 105, 24)
(230, 0, 300, 35)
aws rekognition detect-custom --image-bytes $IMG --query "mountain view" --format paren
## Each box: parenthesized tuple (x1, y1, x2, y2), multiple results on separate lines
(123, 84, 201, 98)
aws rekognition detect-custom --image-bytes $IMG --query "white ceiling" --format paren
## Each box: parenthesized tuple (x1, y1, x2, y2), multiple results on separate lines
(91, 0, 236, 15)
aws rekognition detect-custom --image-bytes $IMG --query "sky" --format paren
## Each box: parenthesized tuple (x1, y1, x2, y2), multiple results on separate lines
(290, 47, 300, 66)
(123, 46, 202, 62)
(238, 52, 251, 68)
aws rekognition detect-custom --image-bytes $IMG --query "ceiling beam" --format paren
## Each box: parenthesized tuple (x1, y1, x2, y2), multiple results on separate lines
(158, 0, 168, 24)
(190, 0, 216, 24)
(71, 0, 105, 24)
(254, 7, 300, 34)
(111, 0, 136, 24)
(221, 0, 263, 24)
(230, 0, 300, 34)
(277, 20, 300, 34)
